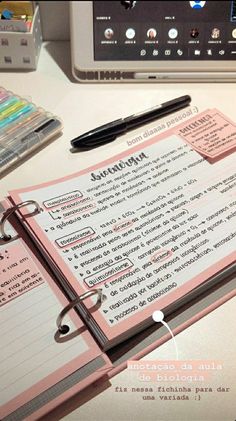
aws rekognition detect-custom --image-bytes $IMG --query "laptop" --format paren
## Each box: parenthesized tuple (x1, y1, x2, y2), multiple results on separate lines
(70, 0, 236, 82)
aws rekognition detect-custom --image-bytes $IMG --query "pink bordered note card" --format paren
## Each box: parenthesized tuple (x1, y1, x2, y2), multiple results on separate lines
(175, 108, 236, 159)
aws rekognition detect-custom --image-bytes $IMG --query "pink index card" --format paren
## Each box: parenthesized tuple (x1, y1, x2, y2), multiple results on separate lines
(175, 109, 236, 158)
(0, 243, 45, 307)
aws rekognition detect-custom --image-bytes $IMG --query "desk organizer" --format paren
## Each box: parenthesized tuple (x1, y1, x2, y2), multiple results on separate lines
(0, 5, 42, 70)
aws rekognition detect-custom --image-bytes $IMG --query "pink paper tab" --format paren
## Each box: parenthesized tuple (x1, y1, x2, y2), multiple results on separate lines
(0, 243, 45, 306)
(176, 109, 236, 158)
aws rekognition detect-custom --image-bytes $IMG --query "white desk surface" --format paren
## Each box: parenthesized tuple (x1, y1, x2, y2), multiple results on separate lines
(1, 42, 236, 421)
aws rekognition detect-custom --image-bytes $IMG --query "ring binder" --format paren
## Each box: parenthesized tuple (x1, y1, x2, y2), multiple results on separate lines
(0, 202, 112, 420)
(0, 200, 41, 240)
(57, 289, 107, 334)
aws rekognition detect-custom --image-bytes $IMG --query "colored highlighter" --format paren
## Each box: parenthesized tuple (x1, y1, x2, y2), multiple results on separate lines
(0, 92, 10, 103)
(0, 87, 63, 174)
(0, 104, 34, 129)
(0, 96, 19, 112)
(0, 100, 27, 120)
(0, 113, 52, 145)
(0, 108, 40, 136)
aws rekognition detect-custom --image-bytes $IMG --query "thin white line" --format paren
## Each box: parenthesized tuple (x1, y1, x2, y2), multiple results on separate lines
(161, 320, 179, 361)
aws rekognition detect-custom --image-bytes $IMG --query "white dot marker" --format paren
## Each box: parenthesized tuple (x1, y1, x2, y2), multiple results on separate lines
(152, 310, 164, 322)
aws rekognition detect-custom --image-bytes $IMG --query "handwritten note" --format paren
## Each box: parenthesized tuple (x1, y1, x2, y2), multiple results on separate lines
(0, 243, 44, 306)
(14, 128, 236, 333)
(177, 109, 236, 158)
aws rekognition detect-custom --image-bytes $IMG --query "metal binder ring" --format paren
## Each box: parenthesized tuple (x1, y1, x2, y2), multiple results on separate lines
(0, 200, 41, 241)
(57, 289, 106, 335)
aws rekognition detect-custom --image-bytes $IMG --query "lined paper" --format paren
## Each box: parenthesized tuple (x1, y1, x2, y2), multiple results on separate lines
(0, 236, 89, 407)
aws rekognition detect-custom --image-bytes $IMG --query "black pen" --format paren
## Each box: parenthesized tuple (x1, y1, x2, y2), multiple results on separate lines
(71, 95, 191, 149)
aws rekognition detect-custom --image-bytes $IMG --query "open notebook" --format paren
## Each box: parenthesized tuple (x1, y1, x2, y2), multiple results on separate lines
(4, 108, 236, 348)
(1, 108, 236, 419)
(0, 202, 112, 421)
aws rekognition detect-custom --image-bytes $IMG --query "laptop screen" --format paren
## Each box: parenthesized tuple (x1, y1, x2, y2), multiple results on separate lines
(93, 0, 236, 62)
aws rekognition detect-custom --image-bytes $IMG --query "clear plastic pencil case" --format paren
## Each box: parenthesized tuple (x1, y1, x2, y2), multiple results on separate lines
(0, 87, 63, 175)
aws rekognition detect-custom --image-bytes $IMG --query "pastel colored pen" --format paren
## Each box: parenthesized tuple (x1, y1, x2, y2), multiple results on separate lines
(0, 108, 38, 135)
(0, 114, 50, 146)
(0, 96, 19, 112)
(0, 104, 34, 129)
(0, 100, 26, 120)
(0, 118, 62, 171)
(0, 108, 45, 139)
(0, 92, 10, 103)
(5, 118, 61, 154)
(0, 87, 8, 94)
